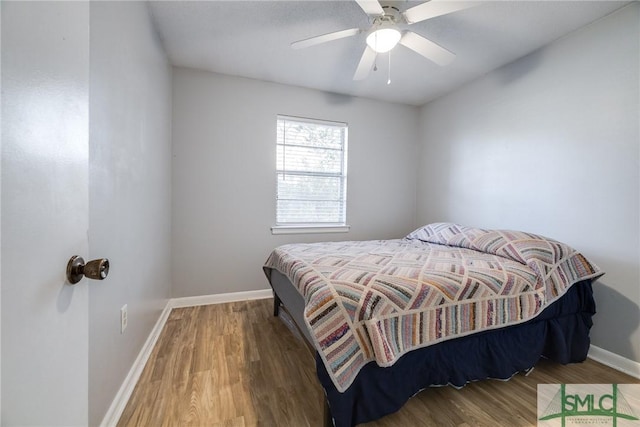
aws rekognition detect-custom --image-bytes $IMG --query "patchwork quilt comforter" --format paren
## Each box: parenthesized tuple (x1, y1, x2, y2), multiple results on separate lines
(263, 223, 603, 392)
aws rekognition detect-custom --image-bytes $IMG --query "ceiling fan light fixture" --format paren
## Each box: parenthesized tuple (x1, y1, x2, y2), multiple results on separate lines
(366, 27, 401, 53)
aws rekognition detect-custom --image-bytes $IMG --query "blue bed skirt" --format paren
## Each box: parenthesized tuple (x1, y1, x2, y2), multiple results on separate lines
(316, 280, 596, 427)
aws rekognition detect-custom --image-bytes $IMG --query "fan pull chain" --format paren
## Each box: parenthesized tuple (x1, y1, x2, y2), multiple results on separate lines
(373, 31, 378, 72)
(387, 50, 391, 85)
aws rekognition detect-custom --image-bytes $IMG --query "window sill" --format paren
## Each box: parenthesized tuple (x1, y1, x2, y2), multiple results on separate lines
(271, 225, 351, 235)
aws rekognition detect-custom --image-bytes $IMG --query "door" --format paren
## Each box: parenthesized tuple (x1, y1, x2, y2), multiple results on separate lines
(1, 2, 90, 425)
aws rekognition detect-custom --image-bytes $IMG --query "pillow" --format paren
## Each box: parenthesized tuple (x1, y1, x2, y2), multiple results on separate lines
(406, 223, 604, 289)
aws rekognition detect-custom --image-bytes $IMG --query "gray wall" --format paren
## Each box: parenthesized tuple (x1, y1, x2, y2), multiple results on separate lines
(172, 68, 419, 297)
(416, 4, 639, 363)
(89, 2, 173, 425)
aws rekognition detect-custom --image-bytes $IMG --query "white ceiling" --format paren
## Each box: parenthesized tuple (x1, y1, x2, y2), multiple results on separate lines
(148, 0, 630, 106)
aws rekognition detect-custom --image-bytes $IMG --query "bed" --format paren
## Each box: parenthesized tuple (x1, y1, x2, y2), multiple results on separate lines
(263, 223, 603, 426)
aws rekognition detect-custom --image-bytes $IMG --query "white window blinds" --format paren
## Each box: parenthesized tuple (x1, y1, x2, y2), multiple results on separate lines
(276, 115, 348, 226)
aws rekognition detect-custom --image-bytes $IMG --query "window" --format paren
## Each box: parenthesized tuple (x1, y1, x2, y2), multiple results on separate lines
(273, 115, 349, 233)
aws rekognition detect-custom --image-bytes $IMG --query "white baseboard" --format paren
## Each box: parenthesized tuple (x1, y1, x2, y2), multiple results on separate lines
(100, 300, 173, 427)
(170, 288, 273, 308)
(100, 289, 274, 426)
(588, 345, 640, 379)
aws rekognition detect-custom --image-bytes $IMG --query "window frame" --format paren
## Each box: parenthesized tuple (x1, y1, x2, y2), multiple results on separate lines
(271, 115, 350, 235)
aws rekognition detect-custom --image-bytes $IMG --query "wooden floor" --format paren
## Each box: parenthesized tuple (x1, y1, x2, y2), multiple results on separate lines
(118, 298, 639, 427)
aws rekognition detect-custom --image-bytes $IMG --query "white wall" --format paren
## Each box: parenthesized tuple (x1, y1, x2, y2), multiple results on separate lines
(417, 4, 639, 363)
(89, 2, 172, 425)
(172, 68, 419, 297)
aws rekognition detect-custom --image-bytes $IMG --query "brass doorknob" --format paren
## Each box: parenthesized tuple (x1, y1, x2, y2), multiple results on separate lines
(66, 255, 109, 284)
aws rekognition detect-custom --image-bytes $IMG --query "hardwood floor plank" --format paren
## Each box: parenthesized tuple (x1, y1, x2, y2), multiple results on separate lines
(117, 298, 639, 427)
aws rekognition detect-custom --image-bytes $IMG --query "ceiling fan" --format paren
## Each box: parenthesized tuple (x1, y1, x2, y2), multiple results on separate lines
(291, 0, 477, 81)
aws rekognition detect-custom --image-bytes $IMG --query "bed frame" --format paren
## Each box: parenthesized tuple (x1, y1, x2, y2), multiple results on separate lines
(271, 286, 333, 427)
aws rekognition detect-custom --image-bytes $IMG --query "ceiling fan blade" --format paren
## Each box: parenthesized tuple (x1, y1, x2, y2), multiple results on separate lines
(291, 28, 361, 50)
(399, 31, 455, 66)
(355, 0, 384, 16)
(353, 46, 377, 80)
(403, 1, 478, 24)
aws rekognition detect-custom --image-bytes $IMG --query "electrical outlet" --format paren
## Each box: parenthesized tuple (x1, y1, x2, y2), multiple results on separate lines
(121, 304, 128, 334)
